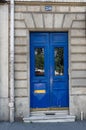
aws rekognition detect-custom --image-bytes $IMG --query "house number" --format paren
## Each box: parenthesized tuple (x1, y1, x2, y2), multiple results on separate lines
(45, 6, 52, 11)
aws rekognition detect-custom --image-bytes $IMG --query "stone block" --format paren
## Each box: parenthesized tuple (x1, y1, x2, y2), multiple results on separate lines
(71, 54, 86, 62)
(15, 97, 29, 118)
(72, 70, 86, 78)
(15, 13, 24, 20)
(71, 46, 86, 53)
(15, 29, 27, 37)
(15, 72, 27, 80)
(72, 21, 85, 29)
(24, 13, 34, 28)
(27, 6, 40, 12)
(71, 29, 86, 37)
(72, 79, 86, 86)
(15, 21, 26, 28)
(44, 14, 53, 28)
(15, 80, 27, 88)
(63, 14, 76, 28)
(70, 95, 86, 119)
(33, 13, 43, 28)
(15, 5, 27, 12)
(14, 63, 27, 71)
(76, 14, 85, 20)
(15, 37, 27, 45)
(71, 88, 86, 95)
(54, 14, 64, 28)
(15, 46, 27, 54)
(15, 89, 27, 97)
(56, 6, 69, 12)
(71, 38, 86, 45)
(0, 98, 9, 121)
(72, 63, 86, 70)
(15, 55, 27, 62)
(70, 6, 86, 12)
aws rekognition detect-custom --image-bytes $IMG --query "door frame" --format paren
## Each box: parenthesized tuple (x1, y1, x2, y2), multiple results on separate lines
(28, 30, 71, 115)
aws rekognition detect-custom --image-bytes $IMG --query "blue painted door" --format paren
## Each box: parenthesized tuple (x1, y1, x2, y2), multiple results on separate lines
(30, 32, 69, 109)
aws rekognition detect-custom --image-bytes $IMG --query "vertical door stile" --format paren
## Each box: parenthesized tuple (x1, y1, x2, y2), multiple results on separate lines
(49, 33, 52, 108)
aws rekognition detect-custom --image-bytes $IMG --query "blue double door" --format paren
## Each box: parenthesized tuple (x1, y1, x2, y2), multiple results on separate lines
(30, 32, 69, 110)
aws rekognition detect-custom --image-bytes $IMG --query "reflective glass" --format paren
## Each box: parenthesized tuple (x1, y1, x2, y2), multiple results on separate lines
(54, 48, 64, 76)
(35, 48, 44, 76)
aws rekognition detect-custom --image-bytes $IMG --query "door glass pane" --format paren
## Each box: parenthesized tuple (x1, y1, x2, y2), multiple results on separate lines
(54, 48, 64, 76)
(35, 48, 44, 76)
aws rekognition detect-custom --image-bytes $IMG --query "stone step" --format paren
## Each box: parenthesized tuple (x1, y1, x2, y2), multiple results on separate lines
(31, 110, 68, 116)
(23, 115, 75, 123)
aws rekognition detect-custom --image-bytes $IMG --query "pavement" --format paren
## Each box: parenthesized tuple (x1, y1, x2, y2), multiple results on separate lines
(0, 121, 86, 130)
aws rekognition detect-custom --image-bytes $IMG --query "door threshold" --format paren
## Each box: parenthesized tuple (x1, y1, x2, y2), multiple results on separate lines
(30, 107, 69, 112)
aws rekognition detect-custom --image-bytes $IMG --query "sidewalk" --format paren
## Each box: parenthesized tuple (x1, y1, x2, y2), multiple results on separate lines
(0, 121, 86, 130)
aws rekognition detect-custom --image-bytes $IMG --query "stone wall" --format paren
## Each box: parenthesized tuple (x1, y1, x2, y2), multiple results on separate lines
(0, 4, 9, 121)
(14, 2, 86, 119)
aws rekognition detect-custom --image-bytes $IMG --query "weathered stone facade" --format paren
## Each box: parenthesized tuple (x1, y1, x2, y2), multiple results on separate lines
(14, 2, 86, 120)
(0, 1, 86, 121)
